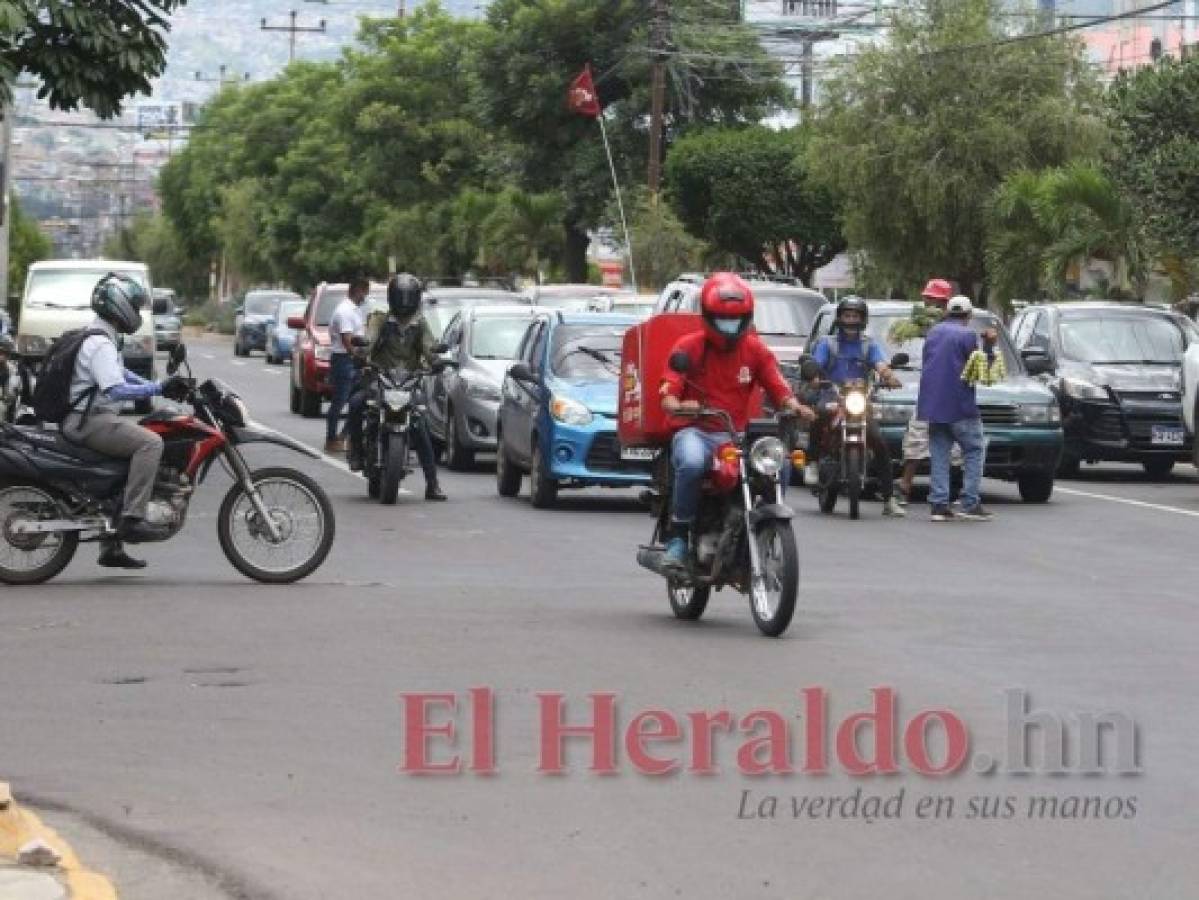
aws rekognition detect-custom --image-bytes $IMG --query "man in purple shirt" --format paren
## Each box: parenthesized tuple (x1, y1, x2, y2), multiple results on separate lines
(917, 295, 992, 522)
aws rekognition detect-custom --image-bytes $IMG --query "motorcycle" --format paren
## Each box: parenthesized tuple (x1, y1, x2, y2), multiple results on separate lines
(0, 344, 33, 426)
(352, 354, 454, 505)
(0, 344, 335, 585)
(636, 352, 802, 637)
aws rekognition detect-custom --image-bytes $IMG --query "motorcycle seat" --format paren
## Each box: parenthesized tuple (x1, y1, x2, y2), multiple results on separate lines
(7, 424, 121, 465)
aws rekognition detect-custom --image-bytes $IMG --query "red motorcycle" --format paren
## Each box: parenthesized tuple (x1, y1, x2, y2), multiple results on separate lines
(0, 345, 335, 585)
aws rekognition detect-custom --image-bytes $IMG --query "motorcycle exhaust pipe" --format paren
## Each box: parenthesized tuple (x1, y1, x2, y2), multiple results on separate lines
(637, 545, 671, 577)
(9, 517, 110, 536)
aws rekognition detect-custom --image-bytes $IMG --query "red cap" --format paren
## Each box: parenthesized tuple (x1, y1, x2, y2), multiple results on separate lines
(921, 279, 954, 304)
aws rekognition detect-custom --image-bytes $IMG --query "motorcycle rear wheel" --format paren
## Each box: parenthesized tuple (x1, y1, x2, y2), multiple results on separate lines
(846, 446, 863, 520)
(380, 434, 408, 506)
(218, 467, 335, 584)
(749, 519, 799, 638)
(0, 483, 79, 585)
(667, 579, 710, 621)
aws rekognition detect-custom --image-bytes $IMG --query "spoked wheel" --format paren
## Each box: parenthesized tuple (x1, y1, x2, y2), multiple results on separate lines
(748, 519, 799, 637)
(846, 446, 863, 520)
(218, 467, 335, 584)
(0, 483, 79, 585)
(667, 579, 710, 621)
(380, 434, 408, 506)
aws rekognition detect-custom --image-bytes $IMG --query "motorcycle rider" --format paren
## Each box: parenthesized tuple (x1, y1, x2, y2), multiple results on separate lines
(806, 296, 906, 518)
(63, 274, 189, 568)
(659, 272, 814, 570)
(346, 272, 447, 501)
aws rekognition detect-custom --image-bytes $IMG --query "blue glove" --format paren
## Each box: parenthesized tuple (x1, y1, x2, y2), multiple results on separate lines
(105, 381, 162, 402)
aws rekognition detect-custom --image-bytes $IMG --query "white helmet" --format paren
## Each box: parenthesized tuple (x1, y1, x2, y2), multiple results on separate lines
(946, 295, 973, 316)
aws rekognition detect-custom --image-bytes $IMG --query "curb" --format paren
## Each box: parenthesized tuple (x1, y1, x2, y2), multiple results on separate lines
(0, 782, 117, 900)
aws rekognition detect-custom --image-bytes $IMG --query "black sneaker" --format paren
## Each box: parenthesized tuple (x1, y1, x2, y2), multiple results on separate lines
(957, 503, 994, 521)
(930, 504, 955, 522)
(98, 544, 147, 569)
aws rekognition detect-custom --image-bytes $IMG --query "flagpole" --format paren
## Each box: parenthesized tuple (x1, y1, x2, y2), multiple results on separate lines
(596, 113, 637, 292)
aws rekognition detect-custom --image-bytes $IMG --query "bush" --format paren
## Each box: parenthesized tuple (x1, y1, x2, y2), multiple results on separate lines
(184, 299, 238, 334)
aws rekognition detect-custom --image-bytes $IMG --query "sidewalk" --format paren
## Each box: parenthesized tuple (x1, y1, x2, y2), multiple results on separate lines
(0, 783, 115, 900)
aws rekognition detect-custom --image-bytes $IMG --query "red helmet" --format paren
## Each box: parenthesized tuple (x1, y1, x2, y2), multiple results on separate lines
(699, 273, 755, 349)
(920, 278, 954, 305)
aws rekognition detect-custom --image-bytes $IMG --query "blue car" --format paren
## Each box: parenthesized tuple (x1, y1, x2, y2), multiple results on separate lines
(265, 298, 309, 365)
(496, 312, 653, 508)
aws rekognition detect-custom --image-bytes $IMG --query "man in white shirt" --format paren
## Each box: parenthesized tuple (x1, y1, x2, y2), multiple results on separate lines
(325, 276, 369, 453)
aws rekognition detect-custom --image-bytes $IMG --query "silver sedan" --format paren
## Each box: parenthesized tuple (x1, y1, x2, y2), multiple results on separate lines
(426, 304, 549, 469)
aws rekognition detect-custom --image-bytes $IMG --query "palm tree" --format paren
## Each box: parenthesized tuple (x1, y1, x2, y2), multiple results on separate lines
(482, 188, 564, 284)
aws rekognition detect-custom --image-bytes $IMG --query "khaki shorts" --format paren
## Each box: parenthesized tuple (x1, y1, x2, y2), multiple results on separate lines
(902, 419, 965, 465)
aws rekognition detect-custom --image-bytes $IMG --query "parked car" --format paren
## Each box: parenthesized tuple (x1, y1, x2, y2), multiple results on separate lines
(805, 300, 1064, 502)
(265, 298, 309, 365)
(523, 284, 621, 312)
(152, 288, 182, 351)
(1010, 301, 1195, 478)
(496, 312, 652, 507)
(289, 281, 387, 417)
(1184, 341, 1199, 468)
(426, 304, 549, 469)
(235, 289, 301, 357)
(16, 260, 157, 412)
(421, 287, 525, 340)
(656, 274, 826, 370)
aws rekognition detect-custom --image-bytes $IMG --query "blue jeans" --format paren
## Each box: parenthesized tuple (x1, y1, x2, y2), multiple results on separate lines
(326, 353, 356, 442)
(929, 418, 985, 509)
(671, 427, 732, 525)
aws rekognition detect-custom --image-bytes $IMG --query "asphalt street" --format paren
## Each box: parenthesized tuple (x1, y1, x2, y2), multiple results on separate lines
(1, 333, 1197, 899)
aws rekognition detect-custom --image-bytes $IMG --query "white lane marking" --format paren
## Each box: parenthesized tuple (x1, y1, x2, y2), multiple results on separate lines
(1056, 485, 1199, 519)
(278, 434, 412, 496)
(201, 353, 215, 360)
(263, 369, 280, 376)
(232, 361, 246, 367)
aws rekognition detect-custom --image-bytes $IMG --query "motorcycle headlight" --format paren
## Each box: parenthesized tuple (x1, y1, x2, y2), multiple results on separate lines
(314, 345, 332, 362)
(749, 436, 788, 477)
(874, 402, 913, 424)
(550, 395, 592, 426)
(465, 379, 502, 402)
(845, 390, 867, 416)
(1061, 377, 1107, 401)
(220, 395, 248, 428)
(1020, 402, 1061, 425)
(383, 389, 411, 410)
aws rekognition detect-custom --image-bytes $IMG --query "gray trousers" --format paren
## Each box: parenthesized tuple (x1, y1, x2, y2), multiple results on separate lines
(63, 411, 163, 519)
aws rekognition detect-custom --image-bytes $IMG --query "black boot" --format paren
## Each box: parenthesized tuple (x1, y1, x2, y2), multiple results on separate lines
(98, 541, 147, 569)
(424, 476, 447, 501)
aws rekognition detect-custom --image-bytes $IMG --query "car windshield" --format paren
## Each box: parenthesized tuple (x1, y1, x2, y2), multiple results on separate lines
(1059, 312, 1186, 364)
(753, 291, 825, 336)
(537, 288, 615, 310)
(278, 300, 307, 323)
(869, 311, 1020, 373)
(314, 288, 386, 326)
(25, 269, 147, 309)
(425, 296, 519, 338)
(245, 293, 297, 316)
(550, 325, 628, 380)
(471, 317, 534, 360)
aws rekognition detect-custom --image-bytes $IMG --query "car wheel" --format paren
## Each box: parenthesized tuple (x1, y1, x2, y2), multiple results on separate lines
(495, 431, 522, 498)
(1142, 458, 1175, 479)
(1017, 471, 1054, 503)
(290, 379, 301, 415)
(300, 387, 322, 418)
(529, 440, 558, 509)
(445, 407, 475, 471)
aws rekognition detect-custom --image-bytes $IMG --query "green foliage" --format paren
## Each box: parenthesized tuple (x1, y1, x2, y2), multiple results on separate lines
(101, 213, 208, 305)
(7, 193, 50, 324)
(808, 0, 1105, 298)
(603, 188, 706, 292)
(665, 125, 843, 285)
(0, 1, 188, 118)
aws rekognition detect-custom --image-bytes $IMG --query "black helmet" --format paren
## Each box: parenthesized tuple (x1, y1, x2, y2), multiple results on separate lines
(387, 273, 422, 318)
(835, 296, 869, 333)
(91, 273, 147, 335)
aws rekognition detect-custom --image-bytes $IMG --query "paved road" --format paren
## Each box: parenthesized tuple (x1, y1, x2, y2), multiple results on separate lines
(1, 334, 1196, 899)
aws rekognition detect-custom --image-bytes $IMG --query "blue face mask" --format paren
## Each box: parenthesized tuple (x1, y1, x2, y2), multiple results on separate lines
(713, 317, 743, 337)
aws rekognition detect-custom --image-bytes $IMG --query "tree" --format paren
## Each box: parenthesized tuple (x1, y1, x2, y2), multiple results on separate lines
(665, 126, 843, 285)
(607, 190, 707, 292)
(481, 188, 565, 282)
(0, 1, 188, 117)
(6, 193, 49, 324)
(808, 0, 1105, 301)
(101, 213, 208, 304)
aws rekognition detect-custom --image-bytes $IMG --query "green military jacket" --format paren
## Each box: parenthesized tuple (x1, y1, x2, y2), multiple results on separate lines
(364, 309, 437, 372)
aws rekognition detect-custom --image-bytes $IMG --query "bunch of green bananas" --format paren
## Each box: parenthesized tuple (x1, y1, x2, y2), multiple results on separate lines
(887, 303, 944, 344)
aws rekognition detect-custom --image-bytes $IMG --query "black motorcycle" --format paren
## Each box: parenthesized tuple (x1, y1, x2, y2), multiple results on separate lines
(636, 354, 801, 637)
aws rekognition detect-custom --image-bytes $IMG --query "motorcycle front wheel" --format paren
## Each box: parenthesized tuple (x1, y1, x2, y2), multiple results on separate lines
(218, 467, 335, 584)
(0, 482, 79, 585)
(846, 445, 863, 520)
(748, 519, 799, 638)
(667, 579, 710, 621)
(380, 433, 408, 506)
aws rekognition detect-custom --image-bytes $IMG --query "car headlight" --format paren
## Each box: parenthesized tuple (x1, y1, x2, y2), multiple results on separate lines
(16, 334, 48, 356)
(1019, 402, 1061, 425)
(874, 402, 913, 424)
(465, 379, 502, 402)
(383, 389, 411, 410)
(1061, 377, 1107, 401)
(749, 436, 788, 477)
(549, 395, 592, 426)
(314, 345, 332, 362)
(845, 390, 867, 416)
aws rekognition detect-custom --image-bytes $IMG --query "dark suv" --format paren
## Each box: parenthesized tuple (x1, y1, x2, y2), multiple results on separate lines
(1010, 301, 1196, 478)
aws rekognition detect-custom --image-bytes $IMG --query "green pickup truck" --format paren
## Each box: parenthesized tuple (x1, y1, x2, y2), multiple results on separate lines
(803, 300, 1064, 502)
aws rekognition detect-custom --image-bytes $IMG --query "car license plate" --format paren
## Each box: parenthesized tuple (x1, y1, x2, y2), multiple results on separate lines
(621, 446, 657, 461)
(1151, 425, 1184, 446)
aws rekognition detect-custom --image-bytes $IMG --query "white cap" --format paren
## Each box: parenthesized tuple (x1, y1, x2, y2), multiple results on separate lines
(946, 295, 973, 315)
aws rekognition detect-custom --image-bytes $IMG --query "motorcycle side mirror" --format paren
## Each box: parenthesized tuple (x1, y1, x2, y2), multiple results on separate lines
(167, 343, 187, 375)
(890, 352, 910, 369)
(668, 351, 691, 374)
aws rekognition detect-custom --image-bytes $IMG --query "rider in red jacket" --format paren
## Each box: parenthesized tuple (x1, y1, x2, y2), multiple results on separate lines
(658, 273, 815, 569)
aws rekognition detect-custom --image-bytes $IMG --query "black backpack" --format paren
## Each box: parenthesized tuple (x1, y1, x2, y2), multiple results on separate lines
(31, 328, 110, 424)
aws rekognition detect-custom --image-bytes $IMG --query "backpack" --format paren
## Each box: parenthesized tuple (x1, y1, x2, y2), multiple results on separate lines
(31, 328, 110, 424)
(823, 333, 874, 380)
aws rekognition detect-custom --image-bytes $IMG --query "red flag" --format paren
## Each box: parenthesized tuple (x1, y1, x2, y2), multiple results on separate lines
(567, 64, 601, 118)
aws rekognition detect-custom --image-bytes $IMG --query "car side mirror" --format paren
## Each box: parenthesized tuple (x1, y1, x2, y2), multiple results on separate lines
(430, 341, 450, 354)
(167, 343, 187, 375)
(668, 351, 691, 374)
(1021, 349, 1054, 376)
(508, 361, 537, 383)
(890, 352, 910, 369)
(287, 316, 306, 330)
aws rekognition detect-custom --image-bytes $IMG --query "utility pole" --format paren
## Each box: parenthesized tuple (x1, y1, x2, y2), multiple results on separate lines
(261, 10, 327, 64)
(399, 0, 405, 18)
(647, 0, 668, 203)
(195, 65, 251, 88)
